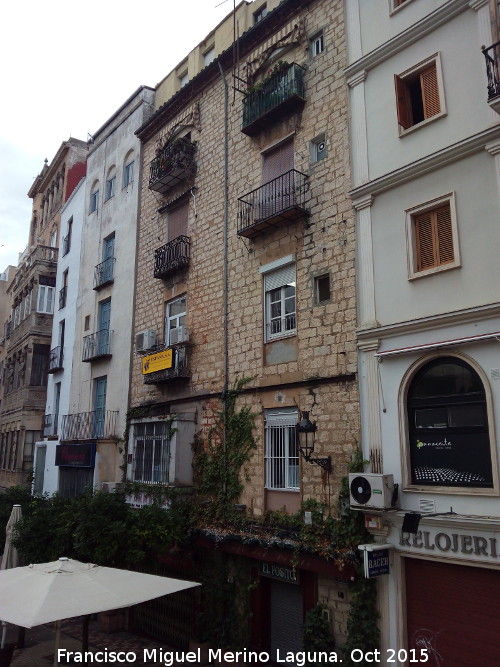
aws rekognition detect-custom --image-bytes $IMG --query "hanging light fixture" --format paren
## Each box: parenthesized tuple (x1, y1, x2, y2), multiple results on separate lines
(296, 411, 332, 473)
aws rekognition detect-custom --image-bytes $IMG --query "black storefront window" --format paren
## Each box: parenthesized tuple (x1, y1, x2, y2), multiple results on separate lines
(407, 357, 492, 487)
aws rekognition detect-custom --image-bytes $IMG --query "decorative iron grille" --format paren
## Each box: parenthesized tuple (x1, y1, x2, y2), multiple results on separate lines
(59, 286, 67, 310)
(82, 329, 112, 361)
(48, 346, 63, 373)
(154, 236, 190, 279)
(483, 42, 500, 101)
(149, 138, 196, 194)
(60, 410, 118, 440)
(94, 257, 115, 289)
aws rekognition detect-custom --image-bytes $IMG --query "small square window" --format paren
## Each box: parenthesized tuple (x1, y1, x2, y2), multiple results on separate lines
(311, 135, 327, 163)
(310, 31, 324, 57)
(254, 4, 267, 23)
(179, 71, 189, 88)
(89, 190, 99, 214)
(104, 176, 115, 201)
(395, 55, 445, 133)
(314, 274, 331, 303)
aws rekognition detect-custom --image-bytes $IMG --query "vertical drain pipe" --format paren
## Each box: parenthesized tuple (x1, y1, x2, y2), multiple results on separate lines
(218, 60, 229, 500)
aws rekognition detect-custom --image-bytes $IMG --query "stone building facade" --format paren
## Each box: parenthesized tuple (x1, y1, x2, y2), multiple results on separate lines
(131, 0, 358, 650)
(0, 139, 87, 489)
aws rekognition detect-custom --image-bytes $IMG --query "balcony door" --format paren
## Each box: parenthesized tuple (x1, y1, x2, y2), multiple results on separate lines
(259, 140, 294, 220)
(103, 234, 115, 283)
(97, 298, 111, 355)
(54, 382, 61, 437)
(93, 376, 107, 438)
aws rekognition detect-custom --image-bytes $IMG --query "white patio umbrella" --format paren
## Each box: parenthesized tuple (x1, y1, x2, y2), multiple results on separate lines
(0, 504, 22, 649)
(0, 557, 200, 665)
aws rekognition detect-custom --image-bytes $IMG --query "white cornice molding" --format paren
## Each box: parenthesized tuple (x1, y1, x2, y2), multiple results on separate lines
(352, 194, 374, 211)
(468, 0, 489, 10)
(357, 338, 381, 352)
(485, 138, 500, 156)
(349, 126, 500, 201)
(357, 302, 500, 340)
(345, 0, 471, 77)
(347, 70, 368, 88)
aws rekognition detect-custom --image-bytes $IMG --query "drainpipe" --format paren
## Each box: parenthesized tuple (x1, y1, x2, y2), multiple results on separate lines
(218, 60, 229, 499)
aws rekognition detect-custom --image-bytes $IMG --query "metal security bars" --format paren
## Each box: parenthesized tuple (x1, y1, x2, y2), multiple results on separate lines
(237, 170, 309, 238)
(153, 236, 190, 279)
(82, 329, 113, 361)
(48, 346, 63, 373)
(62, 233, 71, 257)
(132, 422, 171, 484)
(242, 63, 306, 136)
(93, 257, 115, 289)
(60, 410, 118, 441)
(265, 411, 299, 490)
(59, 286, 67, 310)
(483, 41, 500, 101)
(43, 414, 58, 437)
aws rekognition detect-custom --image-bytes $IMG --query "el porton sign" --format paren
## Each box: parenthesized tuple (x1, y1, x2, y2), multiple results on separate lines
(399, 524, 500, 563)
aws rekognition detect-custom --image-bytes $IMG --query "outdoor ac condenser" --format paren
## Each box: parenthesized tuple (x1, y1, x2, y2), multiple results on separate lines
(348, 473, 397, 511)
(169, 326, 189, 345)
(135, 329, 156, 353)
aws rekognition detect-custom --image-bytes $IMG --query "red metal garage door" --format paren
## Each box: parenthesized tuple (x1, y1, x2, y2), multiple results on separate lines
(405, 557, 500, 666)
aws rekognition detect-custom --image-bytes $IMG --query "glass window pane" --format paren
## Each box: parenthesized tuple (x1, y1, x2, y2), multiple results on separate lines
(414, 408, 448, 429)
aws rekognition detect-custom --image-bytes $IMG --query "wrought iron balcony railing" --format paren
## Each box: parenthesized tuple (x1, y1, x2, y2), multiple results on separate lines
(154, 235, 190, 279)
(60, 410, 118, 441)
(43, 414, 58, 437)
(59, 286, 67, 310)
(149, 138, 197, 194)
(48, 346, 64, 373)
(82, 329, 113, 362)
(237, 169, 309, 238)
(94, 257, 115, 289)
(483, 42, 500, 105)
(62, 233, 71, 257)
(143, 343, 190, 385)
(242, 63, 305, 136)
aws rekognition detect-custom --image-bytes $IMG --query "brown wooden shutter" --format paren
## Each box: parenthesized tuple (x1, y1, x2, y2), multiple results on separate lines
(414, 211, 435, 271)
(167, 201, 188, 241)
(436, 205, 454, 264)
(394, 75, 412, 129)
(262, 140, 294, 184)
(420, 64, 440, 119)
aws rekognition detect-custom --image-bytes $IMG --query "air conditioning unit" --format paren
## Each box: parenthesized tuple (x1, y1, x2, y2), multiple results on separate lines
(136, 329, 156, 353)
(169, 326, 189, 345)
(349, 473, 397, 511)
(101, 481, 117, 493)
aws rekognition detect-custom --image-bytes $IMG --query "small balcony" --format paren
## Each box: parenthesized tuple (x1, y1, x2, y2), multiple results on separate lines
(237, 169, 309, 239)
(43, 414, 58, 437)
(483, 42, 500, 114)
(59, 286, 67, 310)
(60, 410, 118, 441)
(48, 346, 64, 373)
(149, 137, 197, 194)
(154, 235, 190, 279)
(242, 63, 305, 136)
(94, 257, 115, 290)
(82, 329, 112, 362)
(143, 343, 190, 385)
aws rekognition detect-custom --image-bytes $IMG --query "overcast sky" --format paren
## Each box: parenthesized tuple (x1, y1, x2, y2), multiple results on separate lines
(0, 0, 237, 271)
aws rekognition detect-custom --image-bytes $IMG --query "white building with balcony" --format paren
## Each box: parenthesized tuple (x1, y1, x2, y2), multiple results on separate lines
(346, 0, 500, 662)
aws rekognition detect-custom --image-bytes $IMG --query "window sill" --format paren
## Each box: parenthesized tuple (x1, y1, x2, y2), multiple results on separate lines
(265, 331, 297, 344)
(398, 111, 447, 137)
(403, 484, 498, 496)
(408, 261, 460, 281)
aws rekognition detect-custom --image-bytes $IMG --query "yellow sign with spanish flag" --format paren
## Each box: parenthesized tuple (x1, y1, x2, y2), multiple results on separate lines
(142, 349, 173, 374)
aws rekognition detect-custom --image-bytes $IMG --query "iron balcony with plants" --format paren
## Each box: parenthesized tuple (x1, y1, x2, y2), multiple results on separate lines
(149, 137, 197, 194)
(242, 61, 306, 136)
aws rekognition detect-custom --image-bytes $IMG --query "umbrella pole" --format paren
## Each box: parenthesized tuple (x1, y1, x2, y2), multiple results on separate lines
(53, 620, 61, 667)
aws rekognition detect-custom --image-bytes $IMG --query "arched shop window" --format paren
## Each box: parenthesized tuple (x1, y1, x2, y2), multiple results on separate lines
(407, 356, 493, 488)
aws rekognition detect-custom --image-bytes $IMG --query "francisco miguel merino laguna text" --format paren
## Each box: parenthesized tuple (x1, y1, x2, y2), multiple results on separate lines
(58, 647, 342, 665)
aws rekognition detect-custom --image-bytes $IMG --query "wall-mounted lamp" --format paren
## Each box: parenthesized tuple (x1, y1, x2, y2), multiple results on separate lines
(296, 411, 332, 473)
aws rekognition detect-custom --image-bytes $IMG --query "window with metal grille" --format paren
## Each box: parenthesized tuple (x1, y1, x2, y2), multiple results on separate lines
(264, 263, 296, 341)
(265, 409, 299, 490)
(132, 422, 171, 485)
(395, 56, 444, 132)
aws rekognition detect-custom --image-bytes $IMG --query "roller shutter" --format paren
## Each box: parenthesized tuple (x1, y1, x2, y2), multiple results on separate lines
(270, 579, 303, 660)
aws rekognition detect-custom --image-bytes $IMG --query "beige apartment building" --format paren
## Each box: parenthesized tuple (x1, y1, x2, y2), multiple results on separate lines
(130, 0, 358, 651)
(0, 139, 87, 488)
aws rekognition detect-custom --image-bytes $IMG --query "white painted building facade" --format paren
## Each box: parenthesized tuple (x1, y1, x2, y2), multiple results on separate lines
(34, 177, 86, 495)
(346, 0, 500, 663)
